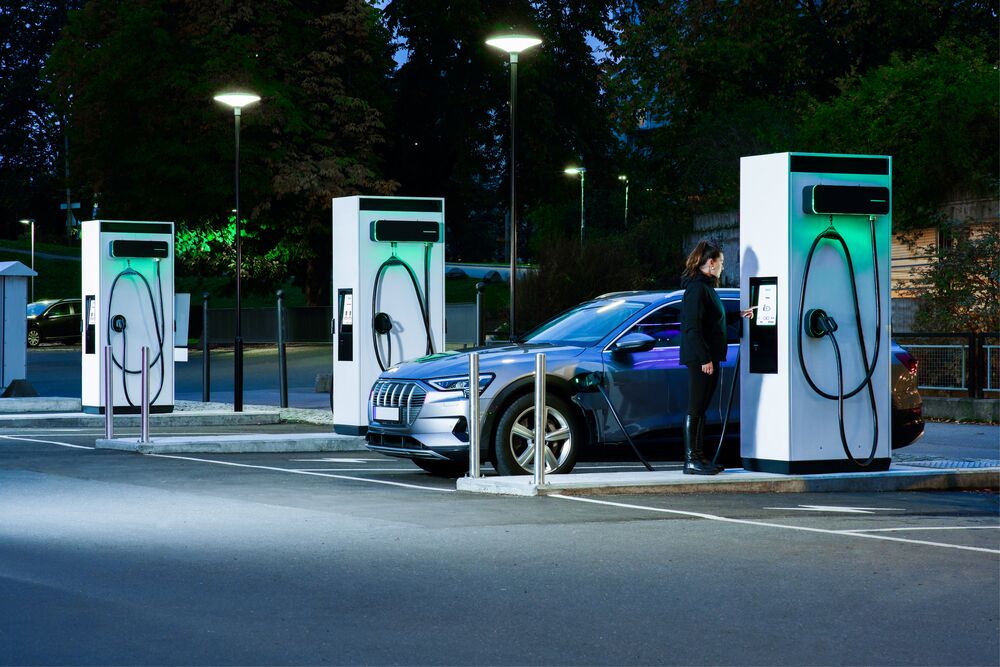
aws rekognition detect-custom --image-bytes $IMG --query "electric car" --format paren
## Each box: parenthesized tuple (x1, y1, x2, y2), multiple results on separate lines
(365, 290, 924, 476)
(26, 299, 82, 347)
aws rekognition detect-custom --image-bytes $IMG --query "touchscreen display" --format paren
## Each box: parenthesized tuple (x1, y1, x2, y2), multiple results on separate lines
(757, 284, 777, 326)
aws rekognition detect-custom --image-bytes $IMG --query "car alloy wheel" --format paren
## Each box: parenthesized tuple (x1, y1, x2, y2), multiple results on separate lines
(27, 329, 41, 347)
(494, 393, 579, 476)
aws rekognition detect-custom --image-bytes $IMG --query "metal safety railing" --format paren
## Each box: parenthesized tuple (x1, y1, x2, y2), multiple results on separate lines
(468, 351, 548, 485)
(895, 332, 1000, 398)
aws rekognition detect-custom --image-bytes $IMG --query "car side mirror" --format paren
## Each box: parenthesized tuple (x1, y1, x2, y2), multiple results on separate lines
(612, 332, 656, 353)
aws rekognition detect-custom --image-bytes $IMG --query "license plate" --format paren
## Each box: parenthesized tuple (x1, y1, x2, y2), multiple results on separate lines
(374, 406, 400, 422)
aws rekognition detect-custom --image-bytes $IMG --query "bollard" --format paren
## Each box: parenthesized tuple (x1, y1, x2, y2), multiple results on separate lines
(277, 289, 288, 408)
(104, 345, 114, 439)
(140, 346, 150, 443)
(202, 291, 210, 402)
(533, 352, 546, 486)
(467, 352, 481, 478)
(475, 282, 486, 346)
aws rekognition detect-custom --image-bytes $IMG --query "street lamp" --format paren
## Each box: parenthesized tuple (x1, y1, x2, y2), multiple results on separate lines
(564, 167, 586, 246)
(18, 219, 34, 301)
(213, 90, 260, 412)
(485, 31, 541, 341)
(618, 174, 629, 228)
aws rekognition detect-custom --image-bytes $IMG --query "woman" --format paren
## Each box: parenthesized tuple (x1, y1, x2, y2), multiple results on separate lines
(679, 241, 752, 475)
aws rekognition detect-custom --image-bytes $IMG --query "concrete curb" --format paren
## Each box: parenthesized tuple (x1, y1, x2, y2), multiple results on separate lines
(0, 397, 81, 413)
(456, 465, 1000, 497)
(0, 411, 282, 428)
(96, 432, 368, 454)
(922, 397, 999, 423)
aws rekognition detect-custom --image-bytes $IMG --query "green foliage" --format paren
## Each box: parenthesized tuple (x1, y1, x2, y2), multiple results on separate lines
(915, 224, 1000, 333)
(799, 42, 999, 230)
(45, 0, 397, 305)
(608, 0, 998, 215)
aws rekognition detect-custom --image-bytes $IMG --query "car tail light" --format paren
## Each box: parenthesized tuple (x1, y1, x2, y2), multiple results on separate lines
(895, 349, 918, 374)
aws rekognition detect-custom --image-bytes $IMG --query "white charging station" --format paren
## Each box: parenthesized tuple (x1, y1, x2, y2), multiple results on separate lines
(740, 153, 892, 473)
(0, 261, 37, 396)
(82, 220, 175, 414)
(332, 196, 445, 435)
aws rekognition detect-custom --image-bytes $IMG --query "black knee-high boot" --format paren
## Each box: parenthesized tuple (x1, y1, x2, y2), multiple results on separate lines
(684, 415, 722, 475)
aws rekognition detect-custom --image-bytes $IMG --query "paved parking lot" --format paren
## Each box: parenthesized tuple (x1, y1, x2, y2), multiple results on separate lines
(1, 424, 997, 665)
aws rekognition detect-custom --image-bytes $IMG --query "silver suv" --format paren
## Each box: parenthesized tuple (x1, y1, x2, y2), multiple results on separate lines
(365, 290, 923, 476)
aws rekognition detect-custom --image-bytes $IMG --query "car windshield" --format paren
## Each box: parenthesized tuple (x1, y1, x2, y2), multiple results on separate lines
(26, 302, 50, 317)
(521, 299, 647, 346)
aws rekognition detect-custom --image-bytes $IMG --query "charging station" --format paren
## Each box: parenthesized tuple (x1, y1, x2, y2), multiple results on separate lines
(740, 153, 891, 473)
(82, 220, 175, 414)
(332, 196, 445, 435)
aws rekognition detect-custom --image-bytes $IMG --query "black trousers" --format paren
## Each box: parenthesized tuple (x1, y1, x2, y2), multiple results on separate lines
(686, 361, 720, 417)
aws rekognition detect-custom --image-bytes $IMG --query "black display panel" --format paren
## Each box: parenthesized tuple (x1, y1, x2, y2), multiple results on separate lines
(803, 185, 890, 216)
(748, 277, 778, 374)
(110, 240, 169, 258)
(337, 289, 354, 362)
(370, 219, 441, 243)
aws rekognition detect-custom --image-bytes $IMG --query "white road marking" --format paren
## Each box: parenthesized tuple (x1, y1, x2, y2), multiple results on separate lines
(550, 494, 1000, 555)
(0, 435, 94, 450)
(291, 468, 426, 472)
(148, 454, 454, 493)
(288, 458, 381, 463)
(763, 505, 905, 514)
(842, 526, 1000, 533)
(576, 464, 684, 470)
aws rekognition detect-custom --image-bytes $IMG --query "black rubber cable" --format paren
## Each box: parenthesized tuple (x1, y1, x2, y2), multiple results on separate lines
(595, 382, 654, 471)
(107, 261, 166, 406)
(796, 220, 880, 466)
(371, 255, 434, 371)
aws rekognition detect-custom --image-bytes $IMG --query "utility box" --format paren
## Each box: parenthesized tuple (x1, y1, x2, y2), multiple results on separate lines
(0, 261, 37, 396)
(332, 196, 446, 435)
(81, 220, 175, 414)
(740, 153, 892, 473)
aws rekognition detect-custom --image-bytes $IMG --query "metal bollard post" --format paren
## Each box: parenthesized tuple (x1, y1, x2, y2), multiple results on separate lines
(533, 352, 546, 486)
(467, 352, 481, 478)
(140, 346, 150, 443)
(277, 289, 288, 408)
(104, 345, 114, 439)
(475, 282, 486, 346)
(202, 291, 210, 402)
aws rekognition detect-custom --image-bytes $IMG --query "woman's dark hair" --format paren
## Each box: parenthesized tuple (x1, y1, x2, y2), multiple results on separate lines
(683, 240, 723, 285)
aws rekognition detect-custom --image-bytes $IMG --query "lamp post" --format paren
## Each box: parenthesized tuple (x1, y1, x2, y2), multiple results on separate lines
(213, 91, 260, 412)
(564, 167, 586, 246)
(485, 32, 541, 341)
(19, 219, 34, 301)
(618, 174, 629, 228)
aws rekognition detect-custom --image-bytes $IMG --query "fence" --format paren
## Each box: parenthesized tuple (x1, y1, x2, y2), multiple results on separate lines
(894, 332, 999, 398)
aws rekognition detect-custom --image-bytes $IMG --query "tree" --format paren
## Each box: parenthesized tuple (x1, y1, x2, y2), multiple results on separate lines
(46, 0, 396, 304)
(608, 0, 997, 215)
(914, 223, 1000, 333)
(798, 42, 998, 230)
(383, 0, 621, 265)
(0, 1, 78, 240)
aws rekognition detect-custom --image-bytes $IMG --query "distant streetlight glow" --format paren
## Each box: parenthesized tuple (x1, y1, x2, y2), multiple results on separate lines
(564, 167, 586, 245)
(618, 174, 629, 228)
(19, 218, 34, 302)
(485, 31, 542, 341)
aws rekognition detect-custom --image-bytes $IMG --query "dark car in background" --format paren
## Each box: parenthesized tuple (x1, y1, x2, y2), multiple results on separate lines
(366, 289, 925, 476)
(26, 299, 82, 347)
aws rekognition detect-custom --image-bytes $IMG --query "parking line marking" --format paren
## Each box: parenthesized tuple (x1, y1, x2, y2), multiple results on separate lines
(550, 494, 1000, 555)
(291, 468, 428, 472)
(0, 435, 94, 450)
(841, 526, 1000, 533)
(148, 454, 454, 492)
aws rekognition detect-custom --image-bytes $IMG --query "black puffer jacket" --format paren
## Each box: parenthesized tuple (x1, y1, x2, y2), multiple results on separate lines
(680, 273, 727, 366)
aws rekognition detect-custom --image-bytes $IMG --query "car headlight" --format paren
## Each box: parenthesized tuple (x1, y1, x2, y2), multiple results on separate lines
(427, 373, 495, 394)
